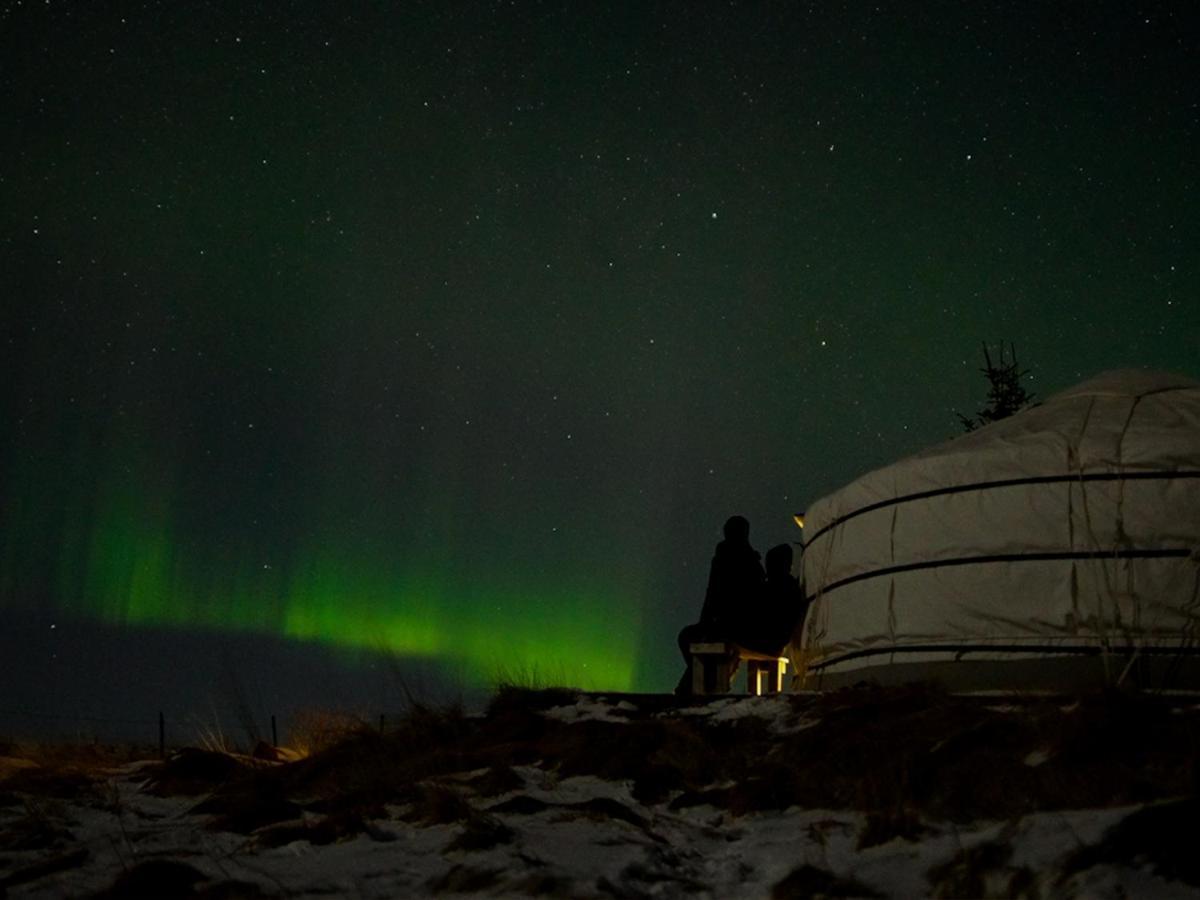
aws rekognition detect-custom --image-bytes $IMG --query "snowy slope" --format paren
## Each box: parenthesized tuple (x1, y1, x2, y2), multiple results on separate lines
(3, 689, 1198, 898)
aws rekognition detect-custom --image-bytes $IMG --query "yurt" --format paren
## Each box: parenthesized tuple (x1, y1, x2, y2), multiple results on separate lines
(794, 369, 1200, 692)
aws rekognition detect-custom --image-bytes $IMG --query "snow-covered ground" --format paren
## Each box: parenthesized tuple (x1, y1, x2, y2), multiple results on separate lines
(2, 692, 1197, 898)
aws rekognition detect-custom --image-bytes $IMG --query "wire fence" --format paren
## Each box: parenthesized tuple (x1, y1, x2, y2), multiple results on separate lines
(0, 705, 388, 755)
(0, 706, 169, 755)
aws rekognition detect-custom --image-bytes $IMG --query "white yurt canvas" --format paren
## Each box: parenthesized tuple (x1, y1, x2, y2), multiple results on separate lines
(794, 369, 1200, 692)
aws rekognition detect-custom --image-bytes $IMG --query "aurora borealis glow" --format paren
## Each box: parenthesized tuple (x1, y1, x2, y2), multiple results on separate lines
(3, 418, 645, 691)
(1, 2, 1197, 726)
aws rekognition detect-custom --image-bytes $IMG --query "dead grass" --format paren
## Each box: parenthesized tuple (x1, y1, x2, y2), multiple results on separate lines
(0, 739, 156, 805)
(0, 765, 103, 804)
(927, 838, 1036, 899)
(145, 747, 252, 796)
(405, 783, 474, 825)
(486, 685, 1199, 832)
(277, 701, 475, 813)
(0, 798, 75, 852)
(3, 739, 153, 768)
(286, 708, 372, 757)
(468, 764, 525, 797)
(12, 682, 1199, 863)
(747, 684, 1200, 835)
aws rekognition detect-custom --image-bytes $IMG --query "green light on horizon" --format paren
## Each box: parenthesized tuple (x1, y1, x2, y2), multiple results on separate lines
(46, 502, 642, 690)
(2, 432, 645, 693)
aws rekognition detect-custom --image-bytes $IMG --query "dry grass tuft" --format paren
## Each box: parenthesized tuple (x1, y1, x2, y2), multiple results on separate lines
(287, 708, 371, 757)
(406, 783, 475, 825)
(487, 684, 582, 716)
(0, 798, 75, 852)
(0, 740, 154, 809)
(0, 765, 102, 804)
(750, 684, 1200, 827)
(145, 747, 251, 797)
(469, 764, 525, 797)
(927, 838, 1035, 899)
(34, 679, 1199, 871)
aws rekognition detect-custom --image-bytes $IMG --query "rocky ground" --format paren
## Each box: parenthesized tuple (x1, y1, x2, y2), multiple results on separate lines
(3, 684, 1200, 898)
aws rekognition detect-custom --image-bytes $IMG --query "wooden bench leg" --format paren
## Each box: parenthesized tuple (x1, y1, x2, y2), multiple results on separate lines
(691, 654, 735, 695)
(715, 658, 732, 693)
(766, 658, 787, 694)
(747, 660, 764, 696)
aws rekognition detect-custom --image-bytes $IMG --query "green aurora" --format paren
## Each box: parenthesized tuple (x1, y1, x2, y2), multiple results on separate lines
(2, 430, 644, 691)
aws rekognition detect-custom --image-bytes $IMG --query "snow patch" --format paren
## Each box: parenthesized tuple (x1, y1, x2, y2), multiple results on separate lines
(542, 697, 638, 723)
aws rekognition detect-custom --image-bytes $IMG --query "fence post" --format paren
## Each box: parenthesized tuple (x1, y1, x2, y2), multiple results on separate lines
(158, 711, 165, 759)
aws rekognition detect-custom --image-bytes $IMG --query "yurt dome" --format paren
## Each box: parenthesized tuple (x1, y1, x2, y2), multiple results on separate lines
(795, 369, 1200, 692)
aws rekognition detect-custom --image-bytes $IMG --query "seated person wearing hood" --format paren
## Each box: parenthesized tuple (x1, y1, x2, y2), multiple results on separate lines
(675, 515, 765, 695)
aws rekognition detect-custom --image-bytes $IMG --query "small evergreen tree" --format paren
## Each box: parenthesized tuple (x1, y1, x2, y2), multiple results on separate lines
(957, 342, 1036, 432)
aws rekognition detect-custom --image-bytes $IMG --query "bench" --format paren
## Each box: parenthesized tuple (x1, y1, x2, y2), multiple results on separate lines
(688, 642, 789, 696)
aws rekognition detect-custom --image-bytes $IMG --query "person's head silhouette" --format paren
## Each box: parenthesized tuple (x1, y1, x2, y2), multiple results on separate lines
(723, 515, 750, 543)
(765, 543, 793, 578)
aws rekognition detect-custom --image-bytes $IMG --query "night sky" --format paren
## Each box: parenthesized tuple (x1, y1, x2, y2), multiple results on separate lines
(2, 2, 1197, 732)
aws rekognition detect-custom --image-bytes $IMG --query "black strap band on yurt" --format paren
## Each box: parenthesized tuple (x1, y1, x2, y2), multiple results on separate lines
(819, 548, 1194, 597)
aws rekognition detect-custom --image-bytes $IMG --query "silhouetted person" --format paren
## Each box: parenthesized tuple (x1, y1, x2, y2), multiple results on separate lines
(743, 543, 808, 656)
(675, 515, 765, 694)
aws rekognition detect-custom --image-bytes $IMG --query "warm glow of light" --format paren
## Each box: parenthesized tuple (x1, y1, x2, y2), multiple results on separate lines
(793, 512, 805, 529)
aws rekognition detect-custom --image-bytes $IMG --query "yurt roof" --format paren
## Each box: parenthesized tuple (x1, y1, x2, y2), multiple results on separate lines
(807, 369, 1200, 531)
